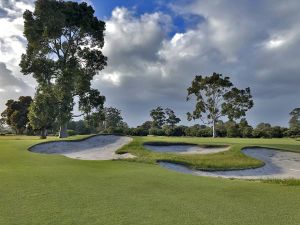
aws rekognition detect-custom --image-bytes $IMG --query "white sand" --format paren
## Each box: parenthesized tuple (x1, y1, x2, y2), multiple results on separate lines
(144, 144, 229, 154)
(30, 135, 134, 160)
(159, 148, 300, 179)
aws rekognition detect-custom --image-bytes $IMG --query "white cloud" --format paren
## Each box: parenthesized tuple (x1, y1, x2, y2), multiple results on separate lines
(94, 2, 300, 126)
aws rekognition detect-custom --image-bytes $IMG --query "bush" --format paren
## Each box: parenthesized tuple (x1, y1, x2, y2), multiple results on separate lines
(163, 126, 187, 136)
(185, 125, 212, 137)
(240, 126, 253, 138)
(149, 128, 165, 136)
(67, 129, 77, 136)
(128, 127, 148, 136)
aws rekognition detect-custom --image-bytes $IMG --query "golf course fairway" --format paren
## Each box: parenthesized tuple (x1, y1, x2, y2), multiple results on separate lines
(1, 135, 300, 225)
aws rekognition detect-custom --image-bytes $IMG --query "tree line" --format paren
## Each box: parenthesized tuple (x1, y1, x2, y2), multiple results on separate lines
(1, 97, 299, 139)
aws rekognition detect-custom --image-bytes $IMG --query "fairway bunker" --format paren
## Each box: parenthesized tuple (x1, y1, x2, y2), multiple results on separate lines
(159, 148, 300, 179)
(144, 142, 229, 154)
(29, 135, 134, 160)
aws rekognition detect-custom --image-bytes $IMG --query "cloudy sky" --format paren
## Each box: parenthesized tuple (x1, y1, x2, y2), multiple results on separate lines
(0, 0, 300, 127)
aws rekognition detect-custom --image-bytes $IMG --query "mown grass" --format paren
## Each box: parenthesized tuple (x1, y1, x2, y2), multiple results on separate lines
(1, 135, 300, 225)
(117, 136, 300, 170)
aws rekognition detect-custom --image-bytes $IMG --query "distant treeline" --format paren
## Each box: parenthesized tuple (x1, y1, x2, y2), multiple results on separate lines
(1, 99, 300, 139)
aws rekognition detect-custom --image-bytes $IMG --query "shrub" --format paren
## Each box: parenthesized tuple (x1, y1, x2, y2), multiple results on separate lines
(67, 129, 77, 136)
(149, 128, 165, 136)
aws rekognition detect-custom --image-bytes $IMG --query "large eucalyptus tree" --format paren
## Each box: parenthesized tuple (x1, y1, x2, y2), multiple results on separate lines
(20, 0, 107, 137)
(187, 73, 253, 138)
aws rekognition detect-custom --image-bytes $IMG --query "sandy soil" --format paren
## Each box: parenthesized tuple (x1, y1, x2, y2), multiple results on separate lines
(144, 144, 229, 154)
(30, 135, 134, 160)
(159, 148, 300, 179)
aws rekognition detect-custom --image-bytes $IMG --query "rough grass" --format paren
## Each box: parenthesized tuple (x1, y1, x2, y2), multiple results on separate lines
(117, 136, 300, 170)
(1, 135, 300, 225)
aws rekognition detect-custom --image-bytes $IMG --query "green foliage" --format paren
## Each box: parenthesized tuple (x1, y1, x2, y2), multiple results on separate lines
(67, 120, 92, 135)
(67, 129, 77, 136)
(28, 87, 58, 138)
(165, 108, 181, 128)
(149, 128, 165, 136)
(103, 107, 126, 130)
(225, 120, 241, 137)
(126, 127, 149, 136)
(252, 123, 273, 138)
(289, 108, 300, 128)
(150, 106, 166, 128)
(185, 125, 212, 137)
(20, 0, 107, 137)
(163, 125, 187, 136)
(1, 96, 32, 134)
(288, 108, 300, 137)
(187, 73, 253, 137)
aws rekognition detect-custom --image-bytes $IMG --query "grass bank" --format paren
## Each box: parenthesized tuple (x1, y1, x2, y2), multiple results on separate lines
(117, 136, 300, 170)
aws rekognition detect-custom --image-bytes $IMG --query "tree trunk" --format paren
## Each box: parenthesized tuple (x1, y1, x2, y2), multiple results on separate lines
(212, 120, 216, 138)
(59, 123, 68, 138)
(40, 128, 47, 139)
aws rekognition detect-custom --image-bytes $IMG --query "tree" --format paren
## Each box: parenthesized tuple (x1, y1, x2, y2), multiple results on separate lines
(215, 120, 227, 137)
(150, 107, 166, 129)
(138, 121, 153, 130)
(67, 120, 91, 135)
(28, 87, 58, 138)
(238, 118, 253, 138)
(187, 73, 253, 138)
(0, 117, 5, 133)
(102, 107, 125, 130)
(165, 108, 181, 129)
(289, 108, 300, 128)
(252, 123, 272, 138)
(1, 96, 32, 134)
(225, 120, 241, 137)
(20, 0, 107, 138)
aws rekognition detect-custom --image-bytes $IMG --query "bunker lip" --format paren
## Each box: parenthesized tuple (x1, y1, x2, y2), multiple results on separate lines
(158, 147, 300, 179)
(144, 142, 230, 154)
(29, 135, 134, 160)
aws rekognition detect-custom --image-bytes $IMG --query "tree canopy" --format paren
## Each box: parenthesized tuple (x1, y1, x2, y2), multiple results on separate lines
(1, 96, 32, 134)
(165, 108, 181, 128)
(28, 87, 58, 138)
(20, 0, 107, 137)
(187, 73, 253, 137)
(150, 107, 166, 129)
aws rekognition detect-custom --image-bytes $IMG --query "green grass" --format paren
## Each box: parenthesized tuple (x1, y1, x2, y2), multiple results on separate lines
(1, 135, 300, 225)
(118, 136, 300, 170)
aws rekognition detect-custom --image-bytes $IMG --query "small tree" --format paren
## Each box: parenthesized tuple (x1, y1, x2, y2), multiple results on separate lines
(165, 108, 181, 129)
(103, 107, 124, 130)
(238, 118, 253, 138)
(1, 96, 32, 134)
(0, 117, 5, 133)
(150, 106, 166, 129)
(28, 87, 58, 138)
(289, 108, 300, 127)
(187, 73, 253, 138)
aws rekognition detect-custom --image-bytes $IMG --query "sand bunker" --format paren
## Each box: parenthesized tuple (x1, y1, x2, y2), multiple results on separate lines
(159, 148, 300, 179)
(29, 135, 134, 160)
(144, 143, 229, 154)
